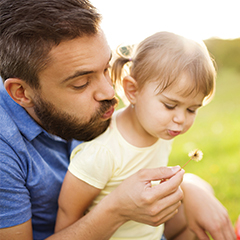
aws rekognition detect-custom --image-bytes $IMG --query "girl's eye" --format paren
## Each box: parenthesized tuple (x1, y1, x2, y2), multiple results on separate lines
(187, 108, 196, 113)
(164, 103, 176, 110)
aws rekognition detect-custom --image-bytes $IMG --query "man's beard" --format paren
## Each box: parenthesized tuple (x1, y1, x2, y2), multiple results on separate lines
(33, 95, 118, 141)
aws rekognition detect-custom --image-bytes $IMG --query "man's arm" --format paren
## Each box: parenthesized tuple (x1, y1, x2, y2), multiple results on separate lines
(0, 220, 33, 240)
(0, 166, 184, 240)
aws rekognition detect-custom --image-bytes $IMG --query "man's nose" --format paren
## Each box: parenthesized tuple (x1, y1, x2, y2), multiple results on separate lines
(94, 75, 115, 101)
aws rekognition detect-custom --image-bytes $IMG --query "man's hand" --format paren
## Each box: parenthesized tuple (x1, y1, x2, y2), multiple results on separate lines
(108, 166, 185, 226)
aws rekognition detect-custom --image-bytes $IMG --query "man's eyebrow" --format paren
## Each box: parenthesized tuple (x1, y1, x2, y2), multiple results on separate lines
(62, 53, 112, 83)
(62, 70, 94, 83)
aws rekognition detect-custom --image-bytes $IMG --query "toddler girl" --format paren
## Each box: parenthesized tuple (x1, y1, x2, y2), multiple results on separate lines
(55, 31, 216, 239)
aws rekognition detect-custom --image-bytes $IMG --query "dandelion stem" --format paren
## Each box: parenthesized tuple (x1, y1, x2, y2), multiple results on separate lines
(182, 158, 192, 169)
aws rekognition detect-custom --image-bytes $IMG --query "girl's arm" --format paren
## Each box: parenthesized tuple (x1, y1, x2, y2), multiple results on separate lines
(55, 171, 101, 232)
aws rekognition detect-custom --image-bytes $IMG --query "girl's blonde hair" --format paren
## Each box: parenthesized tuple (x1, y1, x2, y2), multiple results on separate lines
(111, 32, 216, 104)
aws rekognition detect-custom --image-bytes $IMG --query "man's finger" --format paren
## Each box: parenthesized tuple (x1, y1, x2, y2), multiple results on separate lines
(138, 166, 182, 182)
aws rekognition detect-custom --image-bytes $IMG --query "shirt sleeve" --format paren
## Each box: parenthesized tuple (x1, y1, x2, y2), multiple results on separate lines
(69, 141, 114, 189)
(0, 140, 31, 228)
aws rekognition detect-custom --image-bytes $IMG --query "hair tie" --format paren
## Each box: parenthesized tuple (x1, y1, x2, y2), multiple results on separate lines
(128, 58, 132, 62)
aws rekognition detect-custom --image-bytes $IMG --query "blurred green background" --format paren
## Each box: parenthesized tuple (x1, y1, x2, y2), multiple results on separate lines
(169, 38, 240, 225)
(116, 37, 240, 226)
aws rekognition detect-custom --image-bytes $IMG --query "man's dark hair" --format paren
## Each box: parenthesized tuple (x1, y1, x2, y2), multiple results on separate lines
(0, 0, 101, 88)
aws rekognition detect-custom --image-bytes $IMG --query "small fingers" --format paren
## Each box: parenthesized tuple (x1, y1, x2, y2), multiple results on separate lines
(192, 210, 236, 240)
(209, 214, 236, 240)
(191, 226, 210, 240)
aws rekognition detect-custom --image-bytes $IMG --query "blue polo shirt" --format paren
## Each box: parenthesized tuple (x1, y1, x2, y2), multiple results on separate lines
(0, 82, 80, 239)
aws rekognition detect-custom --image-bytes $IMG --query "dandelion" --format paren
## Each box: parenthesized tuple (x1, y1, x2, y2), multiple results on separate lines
(182, 149, 203, 169)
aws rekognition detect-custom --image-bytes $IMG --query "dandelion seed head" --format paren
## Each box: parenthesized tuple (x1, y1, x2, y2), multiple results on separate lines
(188, 149, 203, 162)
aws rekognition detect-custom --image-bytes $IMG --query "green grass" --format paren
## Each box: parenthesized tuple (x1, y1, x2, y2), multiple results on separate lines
(168, 68, 240, 225)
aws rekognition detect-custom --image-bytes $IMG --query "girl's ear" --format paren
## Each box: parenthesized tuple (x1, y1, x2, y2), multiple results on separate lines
(122, 76, 138, 104)
(4, 78, 35, 108)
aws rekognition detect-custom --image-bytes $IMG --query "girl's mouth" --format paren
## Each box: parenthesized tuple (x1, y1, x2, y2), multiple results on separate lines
(168, 130, 181, 137)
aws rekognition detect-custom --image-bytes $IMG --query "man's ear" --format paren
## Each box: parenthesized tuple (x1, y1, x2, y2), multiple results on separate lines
(122, 76, 138, 104)
(4, 78, 35, 108)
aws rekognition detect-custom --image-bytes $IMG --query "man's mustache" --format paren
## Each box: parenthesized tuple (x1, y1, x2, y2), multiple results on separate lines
(98, 97, 119, 116)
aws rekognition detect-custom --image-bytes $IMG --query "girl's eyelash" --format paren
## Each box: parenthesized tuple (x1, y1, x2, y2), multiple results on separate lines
(187, 109, 196, 113)
(164, 103, 176, 110)
(164, 103, 197, 113)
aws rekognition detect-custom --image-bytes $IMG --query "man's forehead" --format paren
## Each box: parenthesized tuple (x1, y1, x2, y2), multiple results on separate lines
(52, 32, 109, 60)
(38, 33, 111, 83)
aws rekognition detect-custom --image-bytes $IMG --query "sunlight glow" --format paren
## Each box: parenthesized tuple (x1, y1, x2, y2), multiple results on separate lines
(91, 0, 240, 49)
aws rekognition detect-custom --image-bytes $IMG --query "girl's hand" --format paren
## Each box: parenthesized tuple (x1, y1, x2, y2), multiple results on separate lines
(182, 173, 236, 240)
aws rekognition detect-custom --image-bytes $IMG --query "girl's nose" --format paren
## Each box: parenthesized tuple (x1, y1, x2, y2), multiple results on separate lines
(173, 110, 186, 125)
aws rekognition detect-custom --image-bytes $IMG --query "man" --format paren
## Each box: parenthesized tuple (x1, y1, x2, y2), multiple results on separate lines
(0, 0, 235, 240)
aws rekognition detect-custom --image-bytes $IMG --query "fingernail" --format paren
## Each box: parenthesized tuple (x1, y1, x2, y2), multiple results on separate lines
(171, 165, 181, 173)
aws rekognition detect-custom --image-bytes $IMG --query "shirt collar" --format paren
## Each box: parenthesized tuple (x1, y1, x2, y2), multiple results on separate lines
(1, 87, 62, 142)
